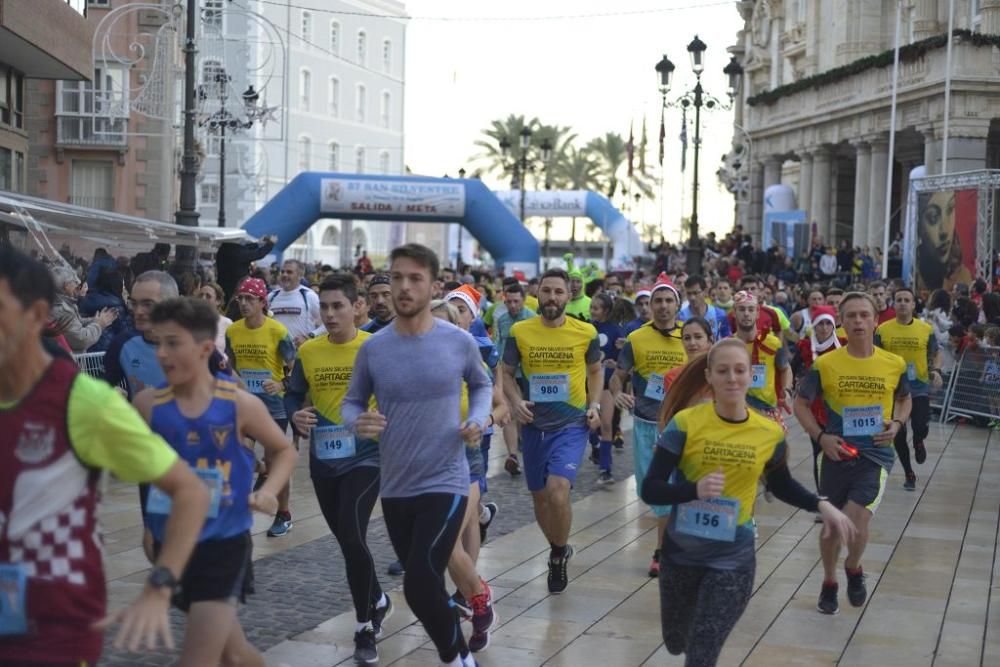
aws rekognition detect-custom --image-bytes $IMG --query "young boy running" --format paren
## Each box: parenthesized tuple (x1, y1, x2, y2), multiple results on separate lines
(136, 297, 298, 665)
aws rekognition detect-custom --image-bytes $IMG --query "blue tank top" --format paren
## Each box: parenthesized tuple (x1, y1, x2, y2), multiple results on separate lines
(146, 375, 254, 542)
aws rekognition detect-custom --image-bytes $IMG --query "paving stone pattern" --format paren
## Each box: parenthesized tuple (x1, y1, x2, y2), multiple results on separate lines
(102, 441, 637, 665)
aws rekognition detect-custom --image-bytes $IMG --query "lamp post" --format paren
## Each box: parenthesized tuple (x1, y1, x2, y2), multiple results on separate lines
(457, 167, 466, 267)
(655, 36, 742, 275)
(498, 128, 552, 223)
(199, 75, 268, 227)
(174, 0, 200, 273)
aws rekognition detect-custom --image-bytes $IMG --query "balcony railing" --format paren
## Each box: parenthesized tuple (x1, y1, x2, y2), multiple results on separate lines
(55, 84, 128, 148)
(68, 195, 114, 211)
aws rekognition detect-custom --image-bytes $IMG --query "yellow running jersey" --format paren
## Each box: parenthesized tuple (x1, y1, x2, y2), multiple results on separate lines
(618, 323, 687, 422)
(658, 402, 785, 568)
(504, 315, 600, 431)
(295, 330, 372, 424)
(799, 346, 909, 470)
(875, 318, 937, 396)
(741, 333, 788, 412)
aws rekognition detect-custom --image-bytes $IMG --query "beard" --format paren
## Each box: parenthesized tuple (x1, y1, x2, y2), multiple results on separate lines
(393, 293, 429, 318)
(542, 302, 566, 320)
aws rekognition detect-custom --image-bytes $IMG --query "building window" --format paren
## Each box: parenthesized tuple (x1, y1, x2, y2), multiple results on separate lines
(56, 64, 128, 146)
(69, 160, 114, 211)
(379, 151, 390, 175)
(202, 0, 223, 31)
(356, 84, 366, 123)
(300, 69, 311, 111)
(13, 150, 24, 192)
(383, 39, 392, 73)
(201, 59, 226, 97)
(797, 0, 807, 24)
(200, 182, 220, 204)
(352, 227, 367, 252)
(205, 133, 222, 157)
(972, 0, 982, 32)
(301, 10, 312, 45)
(328, 77, 340, 116)
(330, 21, 340, 54)
(88, 0, 111, 5)
(328, 141, 340, 171)
(298, 136, 312, 171)
(0, 66, 24, 129)
(355, 146, 365, 173)
(322, 225, 340, 245)
(357, 30, 367, 65)
(0, 148, 10, 191)
(380, 91, 391, 129)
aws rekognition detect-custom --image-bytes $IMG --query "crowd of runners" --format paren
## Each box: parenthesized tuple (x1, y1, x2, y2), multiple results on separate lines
(2, 234, 998, 667)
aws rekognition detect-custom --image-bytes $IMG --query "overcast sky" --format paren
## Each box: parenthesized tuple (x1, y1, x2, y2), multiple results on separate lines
(402, 0, 744, 242)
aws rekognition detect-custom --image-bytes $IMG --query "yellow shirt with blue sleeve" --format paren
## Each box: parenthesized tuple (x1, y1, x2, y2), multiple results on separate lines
(874, 318, 937, 397)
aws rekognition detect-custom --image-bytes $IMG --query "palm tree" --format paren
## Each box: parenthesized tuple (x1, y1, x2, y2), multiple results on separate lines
(470, 114, 540, 187)
(587, 131, 657, 202)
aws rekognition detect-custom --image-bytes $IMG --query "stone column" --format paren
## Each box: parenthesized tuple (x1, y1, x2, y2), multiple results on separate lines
(798, 151, 813, 216)
(912, 0, 939, 40)
(867, 138, 889, 251)
(749, 161, 765, 241)
(922, 127, 938, 175)
(763, 156, 782, 189)
(851, 140, 871, 249)
(982, 0, 1000, 35)
(810, 146, 832, 245)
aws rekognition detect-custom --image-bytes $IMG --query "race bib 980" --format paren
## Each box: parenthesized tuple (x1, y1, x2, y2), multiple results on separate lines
(529, 373, 570, 402)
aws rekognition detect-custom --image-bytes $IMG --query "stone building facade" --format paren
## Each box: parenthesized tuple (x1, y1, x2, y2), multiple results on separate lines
(732, 0, 1000, 251)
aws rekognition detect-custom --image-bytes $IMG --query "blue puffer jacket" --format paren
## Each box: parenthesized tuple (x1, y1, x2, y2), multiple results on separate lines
(79, 290, 130, 352)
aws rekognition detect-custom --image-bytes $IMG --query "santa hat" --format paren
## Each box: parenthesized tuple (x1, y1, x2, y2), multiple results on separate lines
(445, 284, 481, 316)
(810, 305, 837, 327)
(635, 287, 652, 300)
(650, 272, 680, 301)
(513, 270, 527, 284)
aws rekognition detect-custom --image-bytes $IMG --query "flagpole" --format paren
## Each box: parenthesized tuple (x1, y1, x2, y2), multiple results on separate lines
(941, 0, 955, 170)
(882, 0, 902, 279)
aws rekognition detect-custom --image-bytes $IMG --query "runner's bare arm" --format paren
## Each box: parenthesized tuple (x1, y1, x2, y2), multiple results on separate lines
(236, 390, 298, 511)
(609, 368, 635, 410)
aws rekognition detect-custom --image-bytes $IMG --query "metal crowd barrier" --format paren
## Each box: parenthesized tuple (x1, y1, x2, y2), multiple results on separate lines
(942, 346, 1000, 425)
(74, 351, 107, 379)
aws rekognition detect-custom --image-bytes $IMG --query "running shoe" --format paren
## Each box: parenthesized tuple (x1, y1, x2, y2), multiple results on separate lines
(504, 454, 522, 476)
(903, 472, 917, 491)
(613, 430, 625, 449)
(597, 471, 615, 486)
(372, 594, 393, 638)
(353, 627, 378, 664)
(450, 590, 472, 621)
(817, 582, 839, 614)
(266, 512, 292, 537)
(846, 567, 867, 607)
(468, 581, 497, 653)
(648, 550, 660, 578)
(479, 502, 498, 544)
(387, 559, 404, 576)
(914, 440, 927, 464)
(547, 545, 574, 594)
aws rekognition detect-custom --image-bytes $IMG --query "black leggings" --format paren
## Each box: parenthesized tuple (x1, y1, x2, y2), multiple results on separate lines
(381, 493, 469, 663)
(312, 467, 382, 623)
(894, 395, 930, 476)
(659, 559, 755, 667)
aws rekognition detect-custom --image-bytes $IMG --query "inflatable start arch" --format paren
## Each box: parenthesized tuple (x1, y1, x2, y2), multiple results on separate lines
(243, 172, 539, 273)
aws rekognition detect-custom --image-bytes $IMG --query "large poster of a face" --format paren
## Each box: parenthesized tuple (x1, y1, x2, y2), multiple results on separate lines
(915, 189, 976, 292)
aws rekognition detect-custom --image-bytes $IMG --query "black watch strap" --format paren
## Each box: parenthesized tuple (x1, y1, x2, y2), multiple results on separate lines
(147, 566, 178, 592)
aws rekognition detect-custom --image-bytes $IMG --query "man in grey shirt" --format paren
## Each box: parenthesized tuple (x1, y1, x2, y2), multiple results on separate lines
(342, 244, 491, 667)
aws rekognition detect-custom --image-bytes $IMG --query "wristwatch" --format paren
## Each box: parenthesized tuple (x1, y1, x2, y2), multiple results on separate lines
(589, 402, 602, 412)
(147, 566, 178, 593)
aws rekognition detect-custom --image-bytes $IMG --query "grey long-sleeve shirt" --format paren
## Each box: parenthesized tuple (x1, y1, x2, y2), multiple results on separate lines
(341, 318, 493, 498)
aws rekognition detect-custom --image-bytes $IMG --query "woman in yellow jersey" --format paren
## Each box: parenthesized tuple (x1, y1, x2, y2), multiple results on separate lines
(641, 339, 855, 667)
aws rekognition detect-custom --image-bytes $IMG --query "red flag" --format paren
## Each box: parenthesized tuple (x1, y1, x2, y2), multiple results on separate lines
(626, 121, 635, 178)
(658, 107, 665, 166)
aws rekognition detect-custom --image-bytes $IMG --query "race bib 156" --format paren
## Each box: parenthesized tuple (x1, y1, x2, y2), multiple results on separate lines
(675, 497, 740, 542)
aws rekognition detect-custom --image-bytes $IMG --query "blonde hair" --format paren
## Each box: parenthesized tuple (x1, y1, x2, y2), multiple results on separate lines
(430, 299, 459, 325)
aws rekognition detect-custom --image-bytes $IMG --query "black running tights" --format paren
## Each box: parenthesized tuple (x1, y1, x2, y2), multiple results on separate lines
(381, 493, 469, 663)
(312, 467, 382, 623)
(894, 395, 930, 476)
(659, 559, 755, 667)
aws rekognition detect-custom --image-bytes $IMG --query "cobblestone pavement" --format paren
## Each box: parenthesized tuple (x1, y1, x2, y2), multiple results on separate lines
(102, 437, 637, 665)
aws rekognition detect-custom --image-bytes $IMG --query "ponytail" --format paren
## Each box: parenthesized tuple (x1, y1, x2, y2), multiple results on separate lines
(658, 352, 709, 431)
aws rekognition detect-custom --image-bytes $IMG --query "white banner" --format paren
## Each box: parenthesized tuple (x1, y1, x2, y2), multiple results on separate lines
(494, 190, 587, 217)
(320, 179, 465, 217)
